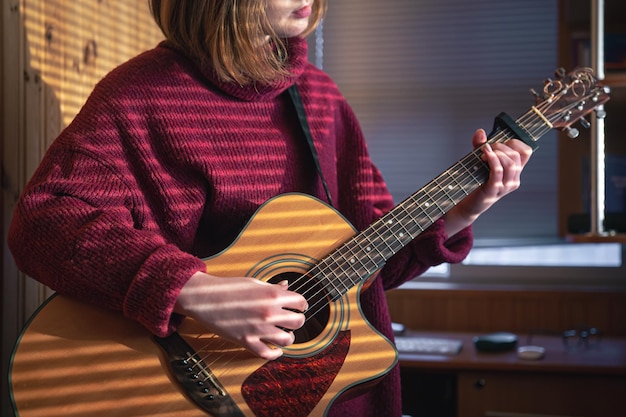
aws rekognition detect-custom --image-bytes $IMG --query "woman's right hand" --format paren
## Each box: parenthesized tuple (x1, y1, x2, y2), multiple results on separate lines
(174, 271, 308, 360)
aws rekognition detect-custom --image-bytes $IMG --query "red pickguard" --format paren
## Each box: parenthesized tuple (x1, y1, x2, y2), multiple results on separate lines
(242, 331, 351, 417)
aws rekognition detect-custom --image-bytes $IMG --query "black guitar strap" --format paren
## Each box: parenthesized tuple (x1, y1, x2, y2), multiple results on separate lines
(286, 84, 335, 208)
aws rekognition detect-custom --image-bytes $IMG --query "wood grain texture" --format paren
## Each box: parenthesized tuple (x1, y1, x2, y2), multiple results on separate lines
(386, 284, 626, 337)
(23, 0, 163, 130)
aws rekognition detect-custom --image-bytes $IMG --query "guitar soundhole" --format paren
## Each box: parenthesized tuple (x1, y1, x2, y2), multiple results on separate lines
(269, 272, 330, 344)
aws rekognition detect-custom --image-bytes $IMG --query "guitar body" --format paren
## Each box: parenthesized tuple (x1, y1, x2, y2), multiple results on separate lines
(10, 194, 397, 417)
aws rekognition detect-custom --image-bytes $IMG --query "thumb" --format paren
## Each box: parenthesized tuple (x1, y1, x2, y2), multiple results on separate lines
(473, 128, 487, 149)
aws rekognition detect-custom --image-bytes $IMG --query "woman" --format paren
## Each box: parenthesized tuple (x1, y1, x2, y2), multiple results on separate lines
(8, 0, 531, 415)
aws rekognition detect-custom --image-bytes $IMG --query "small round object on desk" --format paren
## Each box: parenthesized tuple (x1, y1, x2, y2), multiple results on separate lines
(517, 345, 545, 360)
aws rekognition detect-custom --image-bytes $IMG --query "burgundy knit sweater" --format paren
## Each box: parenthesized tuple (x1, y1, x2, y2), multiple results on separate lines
(8, 36, 472, 416)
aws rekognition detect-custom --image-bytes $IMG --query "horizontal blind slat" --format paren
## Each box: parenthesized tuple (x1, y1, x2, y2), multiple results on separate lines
(317, 0, 559, 238)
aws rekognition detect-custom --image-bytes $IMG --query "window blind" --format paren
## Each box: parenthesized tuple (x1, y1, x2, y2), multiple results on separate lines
(313, 0, 559, 239)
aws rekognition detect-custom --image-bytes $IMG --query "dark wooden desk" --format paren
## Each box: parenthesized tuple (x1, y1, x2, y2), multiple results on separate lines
(398, 331, 626, 417)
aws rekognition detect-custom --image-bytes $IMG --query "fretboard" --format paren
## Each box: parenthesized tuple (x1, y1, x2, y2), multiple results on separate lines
(310, 108, 549, 300)
(311, 147, 491, 299)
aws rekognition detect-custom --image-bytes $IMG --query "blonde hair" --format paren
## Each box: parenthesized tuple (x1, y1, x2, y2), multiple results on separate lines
(150, 0, 327, 85)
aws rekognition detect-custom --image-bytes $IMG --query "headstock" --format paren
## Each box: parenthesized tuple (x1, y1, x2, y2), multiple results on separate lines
(530, 67, 610, 139)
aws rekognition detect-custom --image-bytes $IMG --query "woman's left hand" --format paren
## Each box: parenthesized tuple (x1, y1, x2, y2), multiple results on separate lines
(443, 128, 533, 237)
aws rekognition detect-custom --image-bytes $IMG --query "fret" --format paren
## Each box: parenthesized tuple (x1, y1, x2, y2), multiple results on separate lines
(383, 221, 408, 252)
(336, 247, 375, 279)
(469, 150, 490, 177)
(418, 201, 437, 223)
(402, 210, 426, 237)
(314, 270, 343, 300)
(427, 182, 453, 212)
(344, 255, 370, 278)
(383, 216, 411, 247)
(350, 233, 386, 266)
(407, 195, 427, 233)
(358, 240, 381, 265)
(454, 158, 484, 190)
(366, 225, 398, 257)
(333, 261, 357, 290)
(422, 186, 446, 216)
(445, 166, 473, 197)
(319, 261, 368, 293)
(434, 177, 459, 206)
(335, 236, 383, 275)
(390, 208, 417, 242)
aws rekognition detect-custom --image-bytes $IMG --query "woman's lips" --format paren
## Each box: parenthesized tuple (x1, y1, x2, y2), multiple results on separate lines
(293, 5, 312, 18)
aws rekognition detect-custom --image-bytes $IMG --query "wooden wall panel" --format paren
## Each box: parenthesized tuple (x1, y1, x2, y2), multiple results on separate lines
(11, 0, 164, 318)
(23, 0, 163, 132)
(2, 2, 163, 414)
(386, 285, 626, 337)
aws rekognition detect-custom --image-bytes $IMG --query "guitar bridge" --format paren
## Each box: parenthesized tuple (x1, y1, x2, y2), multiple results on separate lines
(154, 332, 244, 417)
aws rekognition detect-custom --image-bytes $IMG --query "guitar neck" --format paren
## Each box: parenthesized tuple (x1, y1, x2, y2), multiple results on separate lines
(310, 61, 611, 301)
(312, 144, 491, 299)
(312, 110, 546, 300)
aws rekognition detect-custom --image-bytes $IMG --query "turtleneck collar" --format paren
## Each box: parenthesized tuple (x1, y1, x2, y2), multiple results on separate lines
(162, 36, 309, 102)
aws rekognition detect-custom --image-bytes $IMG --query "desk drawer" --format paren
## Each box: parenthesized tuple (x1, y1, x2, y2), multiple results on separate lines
(457, 371, 626, 417)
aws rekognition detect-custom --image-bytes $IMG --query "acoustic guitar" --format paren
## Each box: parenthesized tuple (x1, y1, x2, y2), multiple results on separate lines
(10, 68, 609, 417)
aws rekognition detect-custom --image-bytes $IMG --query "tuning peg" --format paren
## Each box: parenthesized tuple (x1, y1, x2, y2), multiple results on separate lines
(565, 126, 580, 138)
(579, 117, 591, 129)
(561, 111, 572, 123)
(555, 67, 566, 78)
(596, 108, 607, 119)
(530, 88, 540, 98)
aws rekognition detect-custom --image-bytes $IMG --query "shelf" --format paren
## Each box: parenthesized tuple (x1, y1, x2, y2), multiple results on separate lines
(566, 233, 626, 243)
(558, 0, 626, 238)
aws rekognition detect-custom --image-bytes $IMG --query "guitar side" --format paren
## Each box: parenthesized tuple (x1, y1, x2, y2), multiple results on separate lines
(10, 193, 398, 417)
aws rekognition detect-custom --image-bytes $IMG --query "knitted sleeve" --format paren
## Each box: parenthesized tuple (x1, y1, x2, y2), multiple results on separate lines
(7, 85, 207, 337)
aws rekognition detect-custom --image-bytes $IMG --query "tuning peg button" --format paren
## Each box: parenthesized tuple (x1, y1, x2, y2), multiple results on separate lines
(562, 111, 572, 122)
(565, 127, 580, 138)
(579, 118, 591, 129)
